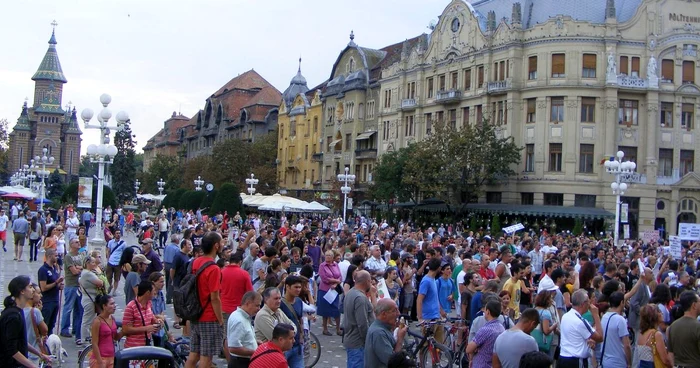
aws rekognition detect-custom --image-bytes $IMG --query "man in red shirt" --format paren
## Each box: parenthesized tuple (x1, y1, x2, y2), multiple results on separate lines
(478, 254, 497, 283)
(249, 323, 295, 368)
(185, 232, 225, 368)
(221, 252, 253, 363)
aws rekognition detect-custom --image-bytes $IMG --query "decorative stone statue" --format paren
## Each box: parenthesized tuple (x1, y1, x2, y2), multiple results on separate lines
(648, 55, 659, 88)
(606, 51, 618, 84)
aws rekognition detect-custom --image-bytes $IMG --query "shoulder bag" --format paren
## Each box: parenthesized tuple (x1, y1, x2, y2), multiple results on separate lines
(597, 313, 614, 367)
(530, 309, 552, 352)
(30, 307, 51, 356)
(648, 331, 666, 368)
(134, 300, 153, 346)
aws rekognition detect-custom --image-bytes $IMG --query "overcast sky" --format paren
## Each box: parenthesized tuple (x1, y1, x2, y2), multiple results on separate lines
(0, 0, 445, 155)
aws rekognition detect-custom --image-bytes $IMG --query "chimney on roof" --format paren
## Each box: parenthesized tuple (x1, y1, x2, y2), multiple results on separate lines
(512, 3, 522, 26)
(172, 111, 176, 118)
(605, 0, 616, 19)
(487, 11, 496, 32)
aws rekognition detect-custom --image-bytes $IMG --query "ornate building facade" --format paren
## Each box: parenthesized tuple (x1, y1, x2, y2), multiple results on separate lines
(180, 70, 281, 160)
(276, 61, 326, 194)
(375, 0, 700, 237)
(142, 112, 190, 171)
(9, 27, 82, 180)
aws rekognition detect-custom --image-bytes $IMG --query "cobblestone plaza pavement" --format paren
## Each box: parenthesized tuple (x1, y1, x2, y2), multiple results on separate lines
(0, 230, 349, 367)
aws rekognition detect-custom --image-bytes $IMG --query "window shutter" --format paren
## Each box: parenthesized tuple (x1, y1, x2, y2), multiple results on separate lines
(552, 54, 565, 75)
(662, 60, 674, 81)
(631, 57, 640, 73)
(528, 56, 537, 73)
(620, 56, 628, 75)
(683, 61, 695, 83)
(583, 54, 596, 69)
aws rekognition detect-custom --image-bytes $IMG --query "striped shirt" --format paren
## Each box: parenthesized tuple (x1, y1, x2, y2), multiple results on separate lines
(472, 318, 505, 368)
(249, 341, 287, 368)
(123, 299, 155, 348)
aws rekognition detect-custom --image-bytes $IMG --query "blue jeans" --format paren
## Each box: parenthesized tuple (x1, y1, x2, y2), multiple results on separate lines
(284, 344, 304, 368)
(60, 286, 83, 339)
(346, 347, 364, 368)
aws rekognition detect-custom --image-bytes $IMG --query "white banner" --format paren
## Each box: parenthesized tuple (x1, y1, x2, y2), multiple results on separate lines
(678, 223, 700, 240)
(669, 236, 683, 260)
(620, 203, 629, 223)
(503, 223, 525, 234)
(642, 230, 660, 244)
(623, 224, 630, 240)
(77, 177, 93, 209)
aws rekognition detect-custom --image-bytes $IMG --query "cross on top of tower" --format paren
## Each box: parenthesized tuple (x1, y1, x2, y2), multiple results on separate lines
(51, 20, 58, 30)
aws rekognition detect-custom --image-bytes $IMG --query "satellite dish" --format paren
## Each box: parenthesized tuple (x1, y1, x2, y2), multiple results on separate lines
(427, 19, 437, 31)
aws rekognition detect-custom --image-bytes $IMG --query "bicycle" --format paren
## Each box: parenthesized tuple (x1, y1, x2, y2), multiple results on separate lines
(303, 330, 321, 368)
(442, 317, 470, 368)
(401, 318, 453, 368)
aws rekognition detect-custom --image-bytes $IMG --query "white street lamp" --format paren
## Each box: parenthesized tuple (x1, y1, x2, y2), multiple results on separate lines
(337, 167, 356, 223)
(194, 176, 205, 191)
(134, 179, 141, 201)
(82, 93, 127, 246)
(604, 150, 636, 247)
(34, 148, 55, 212)
(157, 178, 166, 196)
(245, 174, 258, 195)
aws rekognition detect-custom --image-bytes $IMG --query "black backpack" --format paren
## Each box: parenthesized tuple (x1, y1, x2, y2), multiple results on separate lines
(173, 261, 216, 321)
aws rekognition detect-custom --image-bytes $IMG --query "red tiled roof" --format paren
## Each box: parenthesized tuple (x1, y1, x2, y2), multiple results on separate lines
(143, 113, 191, 150)
(212, 69, 278, 97)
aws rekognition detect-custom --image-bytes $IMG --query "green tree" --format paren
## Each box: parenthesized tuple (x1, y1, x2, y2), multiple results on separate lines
(178, 191, 191, 211)
(163, 188, 186, 209)
(491, 215, 502, 235)
(78, 155, 96, 177)
(110, 121, 137, 203)
(573, 218, 584, 236)
(142, 154, 182, 194)
(185, 191, 206, 212)
(210, 183, 243, 216)
(0, 118, 10, 182)
(369, 144, 421, 205)
(200, 189, 217, 214)
(47, 169, 64, 199)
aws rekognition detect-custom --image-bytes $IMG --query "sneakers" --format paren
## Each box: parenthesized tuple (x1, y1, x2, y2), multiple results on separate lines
(75, 339, 83, 346)
(59, 332, 73, 338)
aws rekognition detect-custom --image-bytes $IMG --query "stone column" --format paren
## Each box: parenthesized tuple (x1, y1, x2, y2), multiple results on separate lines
(645, 91, 659, 184)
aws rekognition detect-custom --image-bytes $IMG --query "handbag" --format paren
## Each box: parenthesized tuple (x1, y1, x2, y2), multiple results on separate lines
(598, 313, 614, 367)
(30, 307, 51, 356)
(649, 331, 666, 368)
(135, 300, 153, 346)
(530, 309, 552, 352)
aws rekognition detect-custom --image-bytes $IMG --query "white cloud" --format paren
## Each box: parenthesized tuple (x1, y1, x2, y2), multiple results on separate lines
(0, 0, 444, 155)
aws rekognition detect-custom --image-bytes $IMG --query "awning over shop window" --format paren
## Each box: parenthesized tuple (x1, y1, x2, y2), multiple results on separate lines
(395, 202, 614, 219)
(356, 131, 377, 140)
(328, 139, 341, 148)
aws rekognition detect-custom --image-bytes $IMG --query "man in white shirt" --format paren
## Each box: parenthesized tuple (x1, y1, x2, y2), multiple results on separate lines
(364, 245, 387, 276)
(11, 202, 20, 223)
(558, 290, 603, 368)
(227, 291, 262, 367)
(65, 210, 80, 243)
(0, 209, 8, 252)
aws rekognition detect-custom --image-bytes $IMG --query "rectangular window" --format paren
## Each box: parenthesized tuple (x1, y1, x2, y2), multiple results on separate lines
(581, 97, 595, 122)
(659, 148, 673, 177)
(525, 144, 535, 172)
(620, 56, 629, 75)
(579, 144, 594, 173)
(304, 145, 309, 160)
(618, 146, 638, 164)
(311, 169, 315, 182)
(477, 66, 484, 88)
(549, 143, 563, 172)
(521, 193, 534, 205)
(326, 136, 332, 152)
(551, 97, 564, 122)
(451, 72, 459, 89)
(661, 102, 673, 127)
(631, 57, 640, 77)
(464, 68, 472, 90)
(448, 109, 457, 130)
(683, 61, 695, 84)
(462, 107, 470, 126)
(476, 105, 483, 125)
(345, 134, 352, 151)
(551, 53, 565, 78)
(681, 150, 694, 176)
(544, 193, 564, 206)
(438, 74, 446, 91)
(425, 115, 433, 135)
(526, 99, 536, 123)
(618, 100, 639, 125)
(528, 56, 537, 80)
(582, 54, 597, 78)
(404, 115, 414, 136)
(662, 59, 674, 82)
(407, 82, 416, 99)
(427, 77, 434, 98)
(486, 192, 502, 204)
(495, 102, 505, 125)
(383, 90, 392, 109)
(499, 61, 505, 81)
(574, 194, 596, 208)
(682, 103, 694, 130)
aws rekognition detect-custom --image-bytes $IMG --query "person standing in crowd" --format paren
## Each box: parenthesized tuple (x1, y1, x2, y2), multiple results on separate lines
(90, 294, 122, 368)
(139, 239, 163, 281)
(28, 215, 42, 262)
(254, 288, 295, 343)
(493, 307, 540, 368)
(318, 250, 342, 336)
(123, 254, 151, 305)
(158, 214, 170, 249)
(343, 270, 374, 368)
(122, 280, 160, 348)
(185, 232, 225, 368)
(598, 292, 631, 368)
(65, 210, 80, 245)
(12, 211, 29, 261)
(38, 248, 63, 335)
(528, 241, 544, 282)
(148, 273, 167, 347)
(82, 210, 92, 231)
(501, 262, 524, 321)
(253, 247, 276, 291)
(0, 209, 9, 253)
(24, 283, 48, 365)
(635, 304, 672, 367)
(495, 249, 513, 291)
(364, 298, 407, 368)
(364, 245, 387, 276)
(558, 289, 603, 368)
(227, 291, 261, 368)
(436, 263, 456, 316)
(667, 290, 700, 366)
(163, 234, 180, 304)
(249, 323, 296, 368)
(628, 267, 652, 342)
(60, 238, 84, 345)
(0, 275, 53, 367)
(279, 276, 306, 368)
(417, 259, 446, 342)
(79, 255, 106, 342)
(221, 253, 253, 363)
(466, 299, 505, 367)
(105, 229, 126, 296)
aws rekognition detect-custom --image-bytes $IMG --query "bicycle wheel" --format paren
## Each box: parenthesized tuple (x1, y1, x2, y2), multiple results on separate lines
(419, 342, 453, 368)
(304, 331, 321, 368)
(77, 344, 93, 368)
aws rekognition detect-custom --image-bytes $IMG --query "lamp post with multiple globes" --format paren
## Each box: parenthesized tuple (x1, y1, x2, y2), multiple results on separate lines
(604, 150, 636, 247)
(337, 167, 356, 223)
(34, 148, 55, 212)
(157, 178, 166, 196)
(245, 174, 258, 195)
(194, 176, 204, 191)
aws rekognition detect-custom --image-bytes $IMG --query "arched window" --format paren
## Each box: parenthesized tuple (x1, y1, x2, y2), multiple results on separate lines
(358, 103, 365, 119)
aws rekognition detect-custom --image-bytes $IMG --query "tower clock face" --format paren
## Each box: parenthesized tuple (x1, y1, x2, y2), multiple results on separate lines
(451, 18, 460, 32)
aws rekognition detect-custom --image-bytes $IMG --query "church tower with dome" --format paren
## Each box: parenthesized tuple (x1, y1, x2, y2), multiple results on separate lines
(8, 22, 82, 182)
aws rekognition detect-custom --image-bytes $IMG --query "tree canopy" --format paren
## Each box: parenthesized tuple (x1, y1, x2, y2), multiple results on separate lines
(110, 121, 137, 202)
(210, 183, 243, 216)
(141, 154, 182, 194)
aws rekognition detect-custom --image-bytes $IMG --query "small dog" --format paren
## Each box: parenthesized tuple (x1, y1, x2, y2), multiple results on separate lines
(46, 334, 68, 367)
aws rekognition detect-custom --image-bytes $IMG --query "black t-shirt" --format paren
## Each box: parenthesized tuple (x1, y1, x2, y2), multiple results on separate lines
(172, 251, 190, 287)
(0, 306, 28, 367)
(191, 234, 203, 248)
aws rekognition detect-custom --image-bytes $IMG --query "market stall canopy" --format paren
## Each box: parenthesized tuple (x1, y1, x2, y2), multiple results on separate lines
(296, 201, 330, 213)
(257, 194, 310, 212)
(242, 193, 267, 207)
(2, 192, 32, 199)
(0, 186, 38, 199)
(137, 194, 166, 201)
(33, 198, 52, 204)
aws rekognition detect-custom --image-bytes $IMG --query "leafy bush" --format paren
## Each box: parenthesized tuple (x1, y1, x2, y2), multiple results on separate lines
(210, 183, 243, 216)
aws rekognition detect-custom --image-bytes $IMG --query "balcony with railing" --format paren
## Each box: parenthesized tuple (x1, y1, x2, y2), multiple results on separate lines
(487, 79, 511, 94)
(657, 169, 684, 186)
(311, 152, 323, 162)
(435, 89, 461, 104)
(354, 148, 378, 160)
(401, 98, 417, 111)
(617, 75, 648, 89)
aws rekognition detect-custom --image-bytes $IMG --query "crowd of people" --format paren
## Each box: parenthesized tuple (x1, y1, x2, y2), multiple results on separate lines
(1, 201, 700, 368)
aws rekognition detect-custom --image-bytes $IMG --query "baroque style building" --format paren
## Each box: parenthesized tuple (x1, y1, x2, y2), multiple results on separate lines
(9, 27, 82, 179)
(375, 0, 700, 237)
(142, 112, 190, 171)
